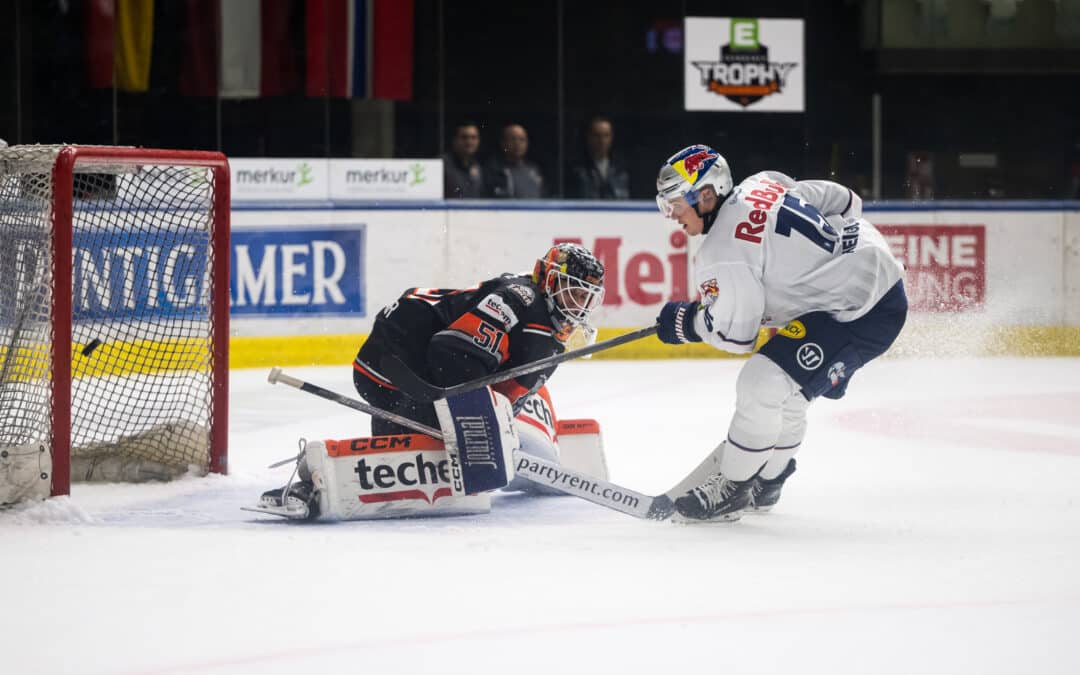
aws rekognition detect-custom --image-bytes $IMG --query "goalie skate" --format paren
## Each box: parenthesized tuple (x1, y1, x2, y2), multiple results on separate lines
(243, 481, 320, 521)
(241, 501, 311, 520)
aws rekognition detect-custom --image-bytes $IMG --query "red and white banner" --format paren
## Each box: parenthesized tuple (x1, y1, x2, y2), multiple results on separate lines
(441, 209, 691, 329)
(878, 225, 986, 312)
(555, 231, 691, 307)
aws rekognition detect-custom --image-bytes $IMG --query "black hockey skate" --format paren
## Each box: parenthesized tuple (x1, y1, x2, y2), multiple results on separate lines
(749, 459, 796, 513)
(250, 480, 320, 520)
(673, 472, 755, 523)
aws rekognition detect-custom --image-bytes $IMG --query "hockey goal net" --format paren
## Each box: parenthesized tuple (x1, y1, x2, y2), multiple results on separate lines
(0, 145, 229, 504)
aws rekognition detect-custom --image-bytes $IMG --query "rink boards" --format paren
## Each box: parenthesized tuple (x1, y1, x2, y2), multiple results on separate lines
(223, 200, 1080, 366)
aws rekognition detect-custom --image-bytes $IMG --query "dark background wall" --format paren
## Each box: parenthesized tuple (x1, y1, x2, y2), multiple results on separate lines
(2, 0, 1077, 199)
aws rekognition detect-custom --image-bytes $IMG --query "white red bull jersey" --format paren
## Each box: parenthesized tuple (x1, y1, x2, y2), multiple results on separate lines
(690, 171, 904, 354)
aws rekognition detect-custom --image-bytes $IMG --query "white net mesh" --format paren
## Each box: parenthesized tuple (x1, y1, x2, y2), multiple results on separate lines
(0, 146, 57, 502)
(0, 146, 224, 504)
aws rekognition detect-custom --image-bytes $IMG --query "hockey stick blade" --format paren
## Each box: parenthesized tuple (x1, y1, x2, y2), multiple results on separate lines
(267, 367, 673, 521)
(381, 324, 660, 402)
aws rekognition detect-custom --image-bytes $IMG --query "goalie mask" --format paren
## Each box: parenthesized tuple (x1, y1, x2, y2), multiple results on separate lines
(532, 243, 605, 329)
(655, 144, 733, 233)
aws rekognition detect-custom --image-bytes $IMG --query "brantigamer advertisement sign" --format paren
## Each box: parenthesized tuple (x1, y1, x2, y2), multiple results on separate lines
(71, 229, 212, 321)
(230, 227, 366, 316)
(68, 226, 367, 320)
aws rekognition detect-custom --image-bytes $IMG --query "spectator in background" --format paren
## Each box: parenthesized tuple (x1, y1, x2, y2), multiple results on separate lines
(486, 123, 545, 198)
(443, 122, 486, 199)
(569, 116, 630, 199)
(905, 151, 934, 200)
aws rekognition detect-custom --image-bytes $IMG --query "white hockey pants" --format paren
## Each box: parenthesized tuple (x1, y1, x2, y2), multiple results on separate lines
(721, 353, 810, 481)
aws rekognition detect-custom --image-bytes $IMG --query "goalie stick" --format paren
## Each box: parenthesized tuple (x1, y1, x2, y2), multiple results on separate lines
(381, 324, 659, 402)
(266, 367, 674, 521)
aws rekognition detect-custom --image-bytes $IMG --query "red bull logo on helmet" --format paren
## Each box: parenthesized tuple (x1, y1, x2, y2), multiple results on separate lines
(671, 145, 719, 185)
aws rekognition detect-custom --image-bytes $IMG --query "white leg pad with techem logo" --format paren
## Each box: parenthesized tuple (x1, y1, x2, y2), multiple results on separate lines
(504, 387, 609, 495)
(303, 434, 491, 520)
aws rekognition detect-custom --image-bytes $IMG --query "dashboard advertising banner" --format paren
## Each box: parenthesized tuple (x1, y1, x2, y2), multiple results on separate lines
(70, 229, 210, 321)
(685, 17, 805, 112)
(224, 206, 1076, 340)
(230, 159, 444, 202)
(329, 159, 443, 200)
(230, 158, 330, 201)
(878, 225, 986, 312)
(230, 227, 366, 317)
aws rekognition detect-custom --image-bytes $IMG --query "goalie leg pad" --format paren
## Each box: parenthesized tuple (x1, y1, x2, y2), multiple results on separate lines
(294, 435, 491, 520)
(504, 388, 560, 494)
(506, 418, 609, 496)
(555, 419, 609, 482)
(433, 388, 518, 495)
(504, 387, 609, 495)
(504, 419, 561, 496)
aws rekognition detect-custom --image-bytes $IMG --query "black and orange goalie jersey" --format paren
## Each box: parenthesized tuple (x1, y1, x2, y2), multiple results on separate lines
(354, 274, 566, 400)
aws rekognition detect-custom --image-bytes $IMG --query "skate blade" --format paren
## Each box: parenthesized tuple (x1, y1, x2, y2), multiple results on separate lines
(670, 510, 744, 524)
(241, 503, 310, 520)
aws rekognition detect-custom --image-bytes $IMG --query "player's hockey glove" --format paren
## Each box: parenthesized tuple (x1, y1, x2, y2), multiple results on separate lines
(657, 301, 703, 344)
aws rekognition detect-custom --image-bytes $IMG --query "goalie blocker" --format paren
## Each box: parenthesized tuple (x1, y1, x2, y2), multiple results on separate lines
(432, 388, 518, 495)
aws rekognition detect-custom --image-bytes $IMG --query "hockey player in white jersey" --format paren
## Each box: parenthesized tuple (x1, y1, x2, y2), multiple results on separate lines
(654, 144, 907, 522)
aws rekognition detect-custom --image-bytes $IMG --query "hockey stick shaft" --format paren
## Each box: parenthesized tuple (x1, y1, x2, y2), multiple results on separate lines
(266, 367, 673, 520)
(509, 450, 673, 520)
(267, 367, 442, 437)
(383, 323, 659, 402)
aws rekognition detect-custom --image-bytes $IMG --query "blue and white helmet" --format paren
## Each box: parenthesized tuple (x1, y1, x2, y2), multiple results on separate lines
(655, 144, 733, 218)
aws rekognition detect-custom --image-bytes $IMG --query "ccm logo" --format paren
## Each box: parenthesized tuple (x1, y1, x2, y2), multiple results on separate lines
(348, 436, 413, 451)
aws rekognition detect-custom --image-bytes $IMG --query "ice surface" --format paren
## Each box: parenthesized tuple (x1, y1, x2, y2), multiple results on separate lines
(4, 357, 1080, 675)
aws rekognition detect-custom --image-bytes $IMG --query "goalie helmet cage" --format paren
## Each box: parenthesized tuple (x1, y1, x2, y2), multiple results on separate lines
(0, 145, 229, 501)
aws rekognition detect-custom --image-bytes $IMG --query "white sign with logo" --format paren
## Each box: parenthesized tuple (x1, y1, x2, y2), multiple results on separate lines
(684, 17, 804, 113)
(230, 158, 330, 201)
(330, 159, 443, 200)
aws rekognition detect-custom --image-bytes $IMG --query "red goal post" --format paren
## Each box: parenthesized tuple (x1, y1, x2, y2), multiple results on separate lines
(0, 145, 230, 502)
